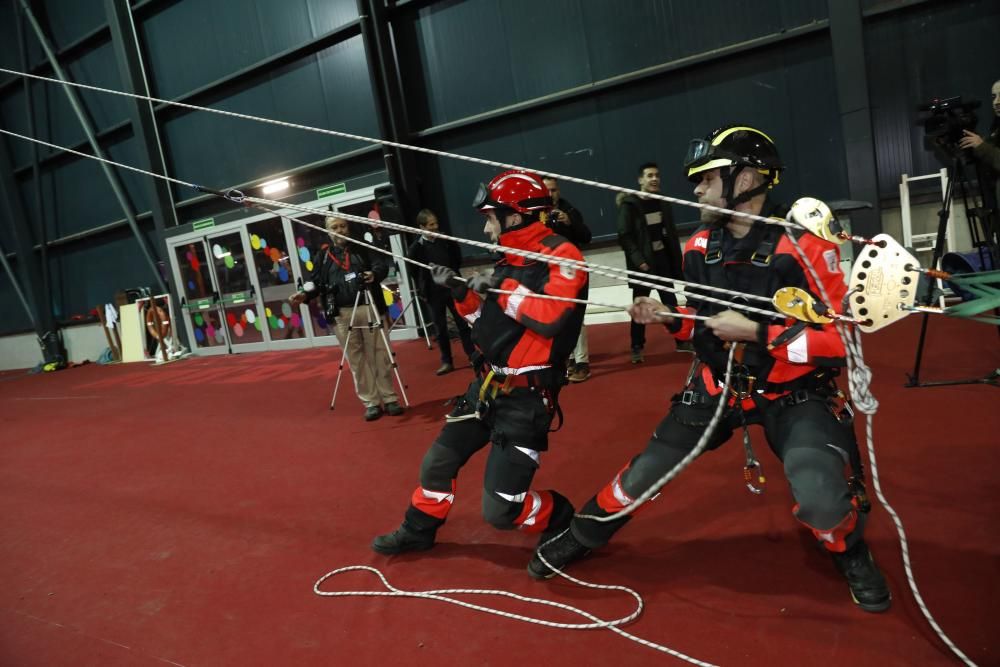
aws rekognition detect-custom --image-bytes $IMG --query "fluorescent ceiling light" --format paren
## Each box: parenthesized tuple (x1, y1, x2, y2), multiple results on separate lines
(261, 178, 290, 195)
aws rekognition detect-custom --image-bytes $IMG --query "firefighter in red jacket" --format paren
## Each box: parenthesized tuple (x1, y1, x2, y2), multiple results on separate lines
(530, 126, 891, 613)
(373, 170, 588, 555)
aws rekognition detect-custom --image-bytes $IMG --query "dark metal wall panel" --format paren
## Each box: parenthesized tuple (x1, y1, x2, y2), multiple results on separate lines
(141, 0, 268, 99)
(40, 0, 106, 51)
(400, 0, 514, 129)
(306, 0, 359, 34)
(0, 269, 35, 334)
(46, 154, 128, 239)
(580, 0, 825, 82)
(0, 88, 34, 166)
(0, 2, 20, 88)
(8, 143, 146, 247)
(9, 41, 132, 162)
(501, 0, 593, 101)
(426, 32, 847, 247)
(63, 40, 133, 133)
(866, 0, 1000, 197)
(54, 227, 158, 319)
(161, 36, 378, 200)
(141, 0, 359, 99)
(105, 135, 152, 215)
(398, 0, 829, 129)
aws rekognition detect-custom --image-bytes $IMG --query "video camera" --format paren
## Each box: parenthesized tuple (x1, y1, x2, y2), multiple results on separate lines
(918, 96, 980, 157)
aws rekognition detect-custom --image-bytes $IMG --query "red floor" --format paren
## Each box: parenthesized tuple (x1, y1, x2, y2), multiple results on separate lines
(0, 316, 997, 666)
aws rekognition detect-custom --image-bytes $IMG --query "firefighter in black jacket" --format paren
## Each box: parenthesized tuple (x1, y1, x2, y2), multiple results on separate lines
(530, 127, 891, 613)
(289, 216, 402, 421)
(373, 170, 588, 555)
(407, 209, 475, 375)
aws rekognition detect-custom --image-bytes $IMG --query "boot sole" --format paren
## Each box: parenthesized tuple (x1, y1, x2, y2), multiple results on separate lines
(371, 540, 435, 556)
(851, 591, 892, 613)
(527, 563, 562, 581)
(526, 549, 591, 581)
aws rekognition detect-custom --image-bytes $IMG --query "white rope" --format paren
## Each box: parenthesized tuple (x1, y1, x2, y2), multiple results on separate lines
(782, 233, 975, 667)
(312, 566, 715, 666)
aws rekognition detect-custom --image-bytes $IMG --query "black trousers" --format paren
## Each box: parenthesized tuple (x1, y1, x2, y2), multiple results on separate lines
(425, 288, 475, 365)
(572, 383, 863, 550)
(630, 250, 679, 350)
(404, 379, 558, 533)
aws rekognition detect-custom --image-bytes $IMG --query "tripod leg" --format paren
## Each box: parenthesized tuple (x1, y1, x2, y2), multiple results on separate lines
(330, 291, 362, 410)
(411, 280, 433, 349)
(367, 293, 410, 407)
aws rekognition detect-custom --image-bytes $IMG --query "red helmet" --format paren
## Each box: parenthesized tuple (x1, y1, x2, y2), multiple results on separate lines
(472, 169, 552, 214)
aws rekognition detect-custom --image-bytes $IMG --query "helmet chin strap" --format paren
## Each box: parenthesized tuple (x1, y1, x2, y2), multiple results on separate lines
(498, 207, 540, 234)
(718, 165, 771, 224)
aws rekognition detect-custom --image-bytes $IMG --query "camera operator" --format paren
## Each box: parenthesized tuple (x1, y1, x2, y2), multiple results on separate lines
(958, 79, 1000, 210)
(289, 216, 403, 421)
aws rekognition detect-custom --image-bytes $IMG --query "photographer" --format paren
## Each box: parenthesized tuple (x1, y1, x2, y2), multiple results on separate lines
(958, 78, 1000, 209)
(289, 216, 403, 421)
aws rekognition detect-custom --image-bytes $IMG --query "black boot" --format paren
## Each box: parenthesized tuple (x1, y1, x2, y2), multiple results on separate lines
(831, 540, 891, 612)
(536, 492, 575, 549)
(371, 522, 436, 555)
(527, 527, 591, 580)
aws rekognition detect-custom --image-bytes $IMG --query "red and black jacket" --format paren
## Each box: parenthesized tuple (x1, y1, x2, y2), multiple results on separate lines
(454, 222, 588, 377)
(669, 201, 847, 397)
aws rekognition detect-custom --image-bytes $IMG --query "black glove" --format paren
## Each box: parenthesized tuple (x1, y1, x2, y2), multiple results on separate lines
(429, 264, 467, 300)
(467, 272, 502, 298)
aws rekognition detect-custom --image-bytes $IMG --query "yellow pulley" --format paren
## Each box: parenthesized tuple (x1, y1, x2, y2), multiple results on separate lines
(772, 287, 833, 324)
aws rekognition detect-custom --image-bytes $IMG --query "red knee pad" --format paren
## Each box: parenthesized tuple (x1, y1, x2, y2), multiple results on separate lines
(794, 499, 859, 553)
(513, 490, 554, 534)
(410, 480, 457, 520)
(596, 463, 656, 517)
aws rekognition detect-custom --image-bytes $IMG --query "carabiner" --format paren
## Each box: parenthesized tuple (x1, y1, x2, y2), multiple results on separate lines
(743, 460, 766, 495)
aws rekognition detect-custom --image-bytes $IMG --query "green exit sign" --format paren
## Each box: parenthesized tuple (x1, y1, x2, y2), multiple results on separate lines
(316, 183, 347, 199)
(192, 217, 215, 231)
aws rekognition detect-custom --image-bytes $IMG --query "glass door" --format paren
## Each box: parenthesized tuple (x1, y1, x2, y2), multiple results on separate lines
(172, 240, 229, 355)
(244, 215, 313, 349)
(205, 230, 269, 353)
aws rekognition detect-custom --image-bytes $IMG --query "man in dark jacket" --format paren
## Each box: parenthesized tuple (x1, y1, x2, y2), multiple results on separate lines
(617, 162, 686, 363)
(372, 170, 587, 557)
(289, 216, 403, 421)
(407, 209, 475, 375)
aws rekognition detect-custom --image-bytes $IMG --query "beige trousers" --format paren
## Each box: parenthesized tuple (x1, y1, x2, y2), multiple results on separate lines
(333, 310, 398, 409)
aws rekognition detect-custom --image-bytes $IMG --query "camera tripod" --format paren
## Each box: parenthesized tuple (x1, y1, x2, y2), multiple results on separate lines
(329, 285, 410, 409)
(386, 275, 433, 349)
(906, 154, 1000, 388)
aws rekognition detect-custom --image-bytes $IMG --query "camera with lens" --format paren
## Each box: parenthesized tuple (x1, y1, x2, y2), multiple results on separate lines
(918, 96, 980, 158)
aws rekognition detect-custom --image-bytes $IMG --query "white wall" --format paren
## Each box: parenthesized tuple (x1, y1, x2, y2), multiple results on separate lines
(0, 323, 111, 371)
